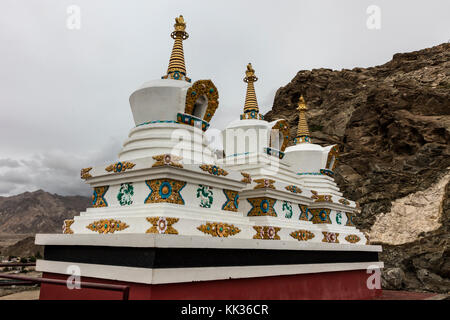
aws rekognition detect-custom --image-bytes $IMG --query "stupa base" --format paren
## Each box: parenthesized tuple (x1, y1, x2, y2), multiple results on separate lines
(35, 233, 383, 300)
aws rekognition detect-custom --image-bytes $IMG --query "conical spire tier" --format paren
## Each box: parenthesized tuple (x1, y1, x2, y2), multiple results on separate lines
(162, 15, 191, 82)
(294, 95, 311, 144)
(240, 63, 263, 120)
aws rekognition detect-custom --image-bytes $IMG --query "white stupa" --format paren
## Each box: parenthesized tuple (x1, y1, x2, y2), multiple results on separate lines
(35, 16, 382, 300)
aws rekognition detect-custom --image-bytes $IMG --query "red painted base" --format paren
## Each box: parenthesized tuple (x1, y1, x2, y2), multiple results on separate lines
(39, 270, 382, 300)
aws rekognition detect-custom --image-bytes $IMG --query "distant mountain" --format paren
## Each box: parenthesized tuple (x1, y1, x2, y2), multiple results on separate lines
(0, 190, 91, 234)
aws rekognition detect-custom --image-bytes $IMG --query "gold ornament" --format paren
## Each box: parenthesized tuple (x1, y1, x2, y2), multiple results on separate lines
(105, 161, 135, 173)
(199, 164, 228, 176)
(322, 232, 339, 243)
(290, 230, 315, 241)
(80, 167, 92, 180)
(253, 226, 281, 240)
(253, 178, 275, 190)
(146, 217, 179, 234)
(184, 80, 219, 123)
(152, 154, 183, 168)
(86, 219, 129, 234)
(345, 234, 361, 243)
(62, 219, 74, 234)
(240, 172, 252, 184)
(197, 222, 241, 237)
(311, 190, 333, 203)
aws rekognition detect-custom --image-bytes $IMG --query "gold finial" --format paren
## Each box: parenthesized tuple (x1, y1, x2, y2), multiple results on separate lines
(162, 15, 191, 82)
(295, 95, 311, 144)
(241, 63, 262, 120)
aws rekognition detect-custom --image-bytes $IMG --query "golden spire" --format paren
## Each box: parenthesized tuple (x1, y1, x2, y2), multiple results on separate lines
(294, 95, 311, 144)
(162, 15, 191, 82)
(241, 63, 262, 120)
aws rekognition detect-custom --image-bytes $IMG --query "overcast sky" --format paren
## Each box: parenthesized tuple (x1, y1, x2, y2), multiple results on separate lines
(0, 0, 448, 197)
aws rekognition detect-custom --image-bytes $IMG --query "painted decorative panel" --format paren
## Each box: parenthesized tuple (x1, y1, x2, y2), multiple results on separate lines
(62, 219, 74, 234)
(253, 178, 275, 190)
(197, 222, 240, 237)
(253, 226, 281, 240)
(285, 185, 302, 194)
(199, 164, 228, 176)
(92, 186, 109, 208)
(345, 212, 355, 226)
(345, 234, 361, 243)
(290, 230, 315, 241)
(146, 217, 179, 234)
(222, 189, 239, 212)
(117, 183, 134, 206)
(299, 205, 310, 221)
(144, 179, 186, 205)
(311, 190, 333, 203)
(310, 208, 331, 224)
(152, 154, 183, 168)
(282, 201, 293, 218)
(80, 167, 92, 180)
(105, 161, 135, 173)
(322, 232, 339, 243)
(86, 219, 129, 234)
(247, 197, 277, 217)
(197, 185, 213, 208)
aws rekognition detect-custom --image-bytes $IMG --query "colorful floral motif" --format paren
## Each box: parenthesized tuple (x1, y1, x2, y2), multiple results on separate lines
(105, 161, 135, 173)
(86, 219, 129, 234)
(62, 219, 74, 234)
(197, 185, 213, 208)
(117, 183, 134, 206)
(199, 164, 228, 176)
(80, 167, 92, 180)
(247, 197, 277, 217)
(253, 178, 275, 190)
(146, 217, 179, 234)
(322, 232, 339, 243)
(311, 190, 333, 203)
(197, 222, 240, 237)
(309, 208, 332, 224)
(144, 179, 186, 205)
(152, 154, 183, 168)
(282, 201, 293, 219)
(319, 169, 334, 177)
(290, 230, 315, 241)
(92, 186, 109, 208)
(345, 234, 361, 243)
(222, 189, 239, 212)
(285, 185, 302, 194)
(253, 226, 281, 240)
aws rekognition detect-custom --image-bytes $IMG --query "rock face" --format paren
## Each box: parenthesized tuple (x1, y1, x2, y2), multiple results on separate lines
(0, 190, 91, 234)
(265, 43, 450, 292)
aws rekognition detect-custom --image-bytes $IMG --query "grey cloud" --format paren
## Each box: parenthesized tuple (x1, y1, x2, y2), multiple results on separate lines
(0, 158, 21, 168)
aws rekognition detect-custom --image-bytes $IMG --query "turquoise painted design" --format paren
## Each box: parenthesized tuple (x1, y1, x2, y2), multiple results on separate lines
(222, 189, 239, 212)
(282, 201, 293, 219)
(297, 172, 325, 176)
(136, 120, 177, 127)
(159, 181, 173, 199)
(264, 147, 285, 159)
(197, 185, 213, 208)
(320, 169, 334, 177)
(177, 113, 210, 131)
(294, 136, 311, 144)
(225, 152, 251, 158)
(144, 179, 186, 205)
(117, 183, 134, 206)
(92, 186, 109, 208)
(336, 212, 342, 224)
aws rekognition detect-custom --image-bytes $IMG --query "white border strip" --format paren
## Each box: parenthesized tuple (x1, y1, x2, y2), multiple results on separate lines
(35, 234, 382, 252)
(36, 260, 384, 285)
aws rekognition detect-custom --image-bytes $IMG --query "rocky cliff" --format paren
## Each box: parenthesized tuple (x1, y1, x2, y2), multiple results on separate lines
(265, 43, 450, 293)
